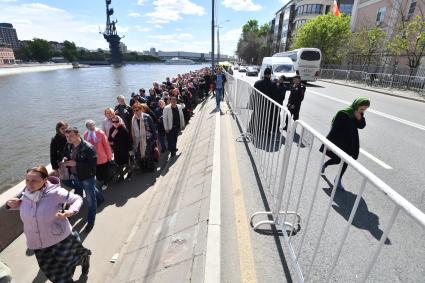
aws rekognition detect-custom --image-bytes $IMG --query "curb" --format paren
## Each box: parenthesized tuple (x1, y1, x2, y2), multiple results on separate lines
(319, 79, 425, 103)
(204, 109, 221, 283)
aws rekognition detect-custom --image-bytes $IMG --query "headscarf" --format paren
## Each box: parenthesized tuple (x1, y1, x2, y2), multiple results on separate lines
(332, 97, 370, 124)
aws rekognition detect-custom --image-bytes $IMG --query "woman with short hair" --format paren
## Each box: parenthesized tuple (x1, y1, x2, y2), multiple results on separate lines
(50, 121, 68, 176)
(5, 166, 90, 282)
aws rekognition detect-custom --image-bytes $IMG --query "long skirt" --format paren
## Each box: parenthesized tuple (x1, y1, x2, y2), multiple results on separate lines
(34, 231, 91, 283)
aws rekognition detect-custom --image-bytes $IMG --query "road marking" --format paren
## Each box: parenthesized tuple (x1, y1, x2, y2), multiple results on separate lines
(359, 149, 393, 170)
(309, 90, 425, 132)
(224, 105, 258, 283)
(204, 108, 221, 283)
(309, 90, 396, 170)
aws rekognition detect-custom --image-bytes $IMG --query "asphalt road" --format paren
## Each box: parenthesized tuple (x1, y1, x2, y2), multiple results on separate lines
(227, 71, 425, 282)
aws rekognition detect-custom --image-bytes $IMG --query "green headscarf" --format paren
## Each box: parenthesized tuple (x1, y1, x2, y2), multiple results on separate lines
(332, 97, 370, 124)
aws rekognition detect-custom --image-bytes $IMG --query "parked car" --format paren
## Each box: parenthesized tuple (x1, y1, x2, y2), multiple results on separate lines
(233, 64, 239, 70)
(239, 66, 247, 72)
(246, 66, 258, 76)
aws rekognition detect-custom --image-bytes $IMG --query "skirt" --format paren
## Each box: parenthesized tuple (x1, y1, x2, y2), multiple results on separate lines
(34, 231, 91, 283)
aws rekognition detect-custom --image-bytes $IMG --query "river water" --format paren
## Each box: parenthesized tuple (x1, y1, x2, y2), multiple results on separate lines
(0, 64, 208, 194)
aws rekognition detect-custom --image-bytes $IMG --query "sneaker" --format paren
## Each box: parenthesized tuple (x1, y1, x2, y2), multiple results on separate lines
(101, 184, 108, 191)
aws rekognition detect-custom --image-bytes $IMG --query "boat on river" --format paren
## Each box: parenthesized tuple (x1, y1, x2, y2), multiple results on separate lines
(164, 58, 195, 65)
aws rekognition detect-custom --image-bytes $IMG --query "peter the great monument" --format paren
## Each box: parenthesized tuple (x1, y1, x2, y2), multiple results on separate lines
(101, 0, 124, 66)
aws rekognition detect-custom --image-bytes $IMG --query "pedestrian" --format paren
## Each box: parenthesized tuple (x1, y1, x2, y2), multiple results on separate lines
(272, 75, 290, 105)
(62, 126, 104, 233)
(108, 117, 133, 181)
(154, 99, 167, 153)
(129, 91, 145, 107)
(131, 103, 158, 171)
(50, 121, 68, 177)
(84, 120, 113, 190)
(320, 97, 370, 190)
(163, 96, 185, 157)
(114, 95, 133, 131)
(212, 67, 226, 110)
(102, 107, 123, 138)
(203, 69, 212, 97)
(286, 75, 306, 121)
(5, 166, 91, 282)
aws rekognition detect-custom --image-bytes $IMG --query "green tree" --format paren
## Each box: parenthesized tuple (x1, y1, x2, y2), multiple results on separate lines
(15, 46, 32, 61)
(293, 14, 351, 64)
(236, 20, 270, 64)
(62, 40, 78, 62)
(349, 27, 386, 69)
(29, 38, 52, 62)
(387, 15, 425, 76)
(242, 20, 260, 37)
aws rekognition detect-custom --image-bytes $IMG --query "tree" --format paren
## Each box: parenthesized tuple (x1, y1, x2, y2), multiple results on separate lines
(349, 27, 386, 70)
(236, 20, 270, 64)
(388, 15, 425, 76)
(292, 14, 351, 64)
(62, 40, 78, 62)
(15, 46, 32, 61)
(29, 38, 52, 62)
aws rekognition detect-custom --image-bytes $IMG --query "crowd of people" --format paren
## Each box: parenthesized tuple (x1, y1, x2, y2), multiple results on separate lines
(4, 67, 222, 282)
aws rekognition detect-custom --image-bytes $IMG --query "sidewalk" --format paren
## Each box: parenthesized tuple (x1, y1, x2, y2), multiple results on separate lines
(107, 96, 217, 282)
(320, 78, 425, 102)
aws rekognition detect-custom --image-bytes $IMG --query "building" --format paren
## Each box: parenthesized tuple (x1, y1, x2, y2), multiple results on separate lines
(119, 42, 128, 53)
(49, 41, 65, 53)
(268, 0, 354, 54)
(0, 41, 15, 65)
(0, 23, 19, 50)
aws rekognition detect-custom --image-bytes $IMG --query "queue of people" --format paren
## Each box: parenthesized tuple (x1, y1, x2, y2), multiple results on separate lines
(4, 68, 212, 282)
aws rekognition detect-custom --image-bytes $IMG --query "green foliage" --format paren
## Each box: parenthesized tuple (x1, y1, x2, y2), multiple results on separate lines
(237, 20, 270, 64)
(62, 41, 78, 62)
(293, 14, 351, 64)
(29, 38, 52, 62)
(123, 52, 162, 62)
(387, 15, 425, 73)
(15, 46, 32, 61)
(349, 27, 386, 66)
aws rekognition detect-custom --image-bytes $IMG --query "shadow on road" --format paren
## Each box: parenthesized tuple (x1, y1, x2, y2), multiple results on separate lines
(321, 178, 391, 245)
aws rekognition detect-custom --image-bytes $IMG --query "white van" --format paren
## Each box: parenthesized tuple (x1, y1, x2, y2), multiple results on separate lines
(260, 57, 297, 81)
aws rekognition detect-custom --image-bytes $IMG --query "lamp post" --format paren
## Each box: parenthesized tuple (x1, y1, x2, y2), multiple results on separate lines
(211, 0, 215, 71)
(216, 19, 230, 64)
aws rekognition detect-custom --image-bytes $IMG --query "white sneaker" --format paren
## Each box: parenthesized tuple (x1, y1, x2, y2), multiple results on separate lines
(101, 184, 108, 191)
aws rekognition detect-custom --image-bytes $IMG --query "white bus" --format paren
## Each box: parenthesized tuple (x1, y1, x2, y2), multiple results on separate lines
(273, 48, 321, 82)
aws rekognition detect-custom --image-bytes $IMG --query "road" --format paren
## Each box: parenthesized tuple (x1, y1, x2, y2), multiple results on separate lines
(223, 71, 425, 282)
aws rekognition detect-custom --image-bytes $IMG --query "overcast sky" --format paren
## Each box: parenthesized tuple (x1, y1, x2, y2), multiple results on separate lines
(0, 0, 287, 55)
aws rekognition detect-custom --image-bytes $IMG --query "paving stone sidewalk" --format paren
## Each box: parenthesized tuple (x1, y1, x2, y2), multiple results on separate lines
(107, 96, 217, 283)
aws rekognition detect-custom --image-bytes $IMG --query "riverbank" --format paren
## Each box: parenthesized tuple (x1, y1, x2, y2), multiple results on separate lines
(0, 63, 73, 77)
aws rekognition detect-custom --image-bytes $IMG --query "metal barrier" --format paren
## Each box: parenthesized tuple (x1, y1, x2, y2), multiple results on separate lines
(225, 73, 425, 282)
(320, 68, 425, 93)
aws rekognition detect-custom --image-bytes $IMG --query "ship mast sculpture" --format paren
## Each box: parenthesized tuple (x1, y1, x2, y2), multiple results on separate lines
(101, 0, 123, 66)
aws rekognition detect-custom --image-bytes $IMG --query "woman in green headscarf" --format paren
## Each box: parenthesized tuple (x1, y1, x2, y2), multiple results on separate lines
(320, 97, 370, 190)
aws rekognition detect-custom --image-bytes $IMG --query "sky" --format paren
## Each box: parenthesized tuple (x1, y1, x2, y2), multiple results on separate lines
(0, 0, 287, 55)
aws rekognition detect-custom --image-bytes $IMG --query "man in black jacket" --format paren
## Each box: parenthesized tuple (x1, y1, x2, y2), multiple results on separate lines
(287, 75, 306, 121)
(62, 127, 104, 233)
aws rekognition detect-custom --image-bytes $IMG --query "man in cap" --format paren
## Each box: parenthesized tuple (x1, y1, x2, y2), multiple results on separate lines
(130, 90, 145, 107)
(286, 75, 306, 121)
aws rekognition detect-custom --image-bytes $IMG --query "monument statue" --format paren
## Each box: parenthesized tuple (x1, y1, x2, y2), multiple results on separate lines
(101, 0, 123, 66)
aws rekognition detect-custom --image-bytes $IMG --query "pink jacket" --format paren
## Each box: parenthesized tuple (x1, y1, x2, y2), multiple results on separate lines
(84, 129, 113, 165)
(17, 177, 83, 250)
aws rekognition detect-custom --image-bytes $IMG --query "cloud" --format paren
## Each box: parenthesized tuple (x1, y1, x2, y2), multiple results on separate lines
(148, 33, 194, 43)
(0, 0, 18, 2)
(155, 24, 163, 29)
(134, 25, 151, 32)
(1, 2, 107, 49)
(128, 12, 142, 18)
(145, 0, 205, 24)
(137, 0, 147, 5)
(221, 0, 262, 11)
(219, 28, 242, 55)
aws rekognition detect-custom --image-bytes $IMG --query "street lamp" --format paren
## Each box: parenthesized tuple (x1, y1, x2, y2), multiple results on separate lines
(211, 0, 215, 71)
(216, 19, 230, 64)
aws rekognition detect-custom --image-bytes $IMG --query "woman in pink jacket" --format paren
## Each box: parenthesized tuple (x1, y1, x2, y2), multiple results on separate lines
(6, 166, 90, 282)
(84, 120, 113, 190)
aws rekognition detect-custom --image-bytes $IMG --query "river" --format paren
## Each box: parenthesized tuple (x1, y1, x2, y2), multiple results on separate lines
(0, 63, 208, 194)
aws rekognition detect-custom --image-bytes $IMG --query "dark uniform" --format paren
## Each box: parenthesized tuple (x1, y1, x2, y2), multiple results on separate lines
(287, 82, 306, 121)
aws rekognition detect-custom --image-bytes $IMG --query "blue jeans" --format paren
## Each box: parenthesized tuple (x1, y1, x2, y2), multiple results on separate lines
(215, 88, 222, 107)
(62, 177, 103, 225)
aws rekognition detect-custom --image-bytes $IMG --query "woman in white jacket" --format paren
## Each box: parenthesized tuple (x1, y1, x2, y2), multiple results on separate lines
(163, 96, 185, 157)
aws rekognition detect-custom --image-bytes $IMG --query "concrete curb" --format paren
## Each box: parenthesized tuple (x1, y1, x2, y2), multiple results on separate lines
(319, 79, 425, 103)
(204, 109, 221, 283)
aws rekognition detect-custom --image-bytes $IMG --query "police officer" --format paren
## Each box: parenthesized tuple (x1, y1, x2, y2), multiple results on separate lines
(287, 75, 306, 121)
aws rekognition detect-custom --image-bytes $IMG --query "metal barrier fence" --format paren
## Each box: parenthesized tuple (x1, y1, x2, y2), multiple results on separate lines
(225, 72, 425, 282)
(320, 68, 425, 93)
